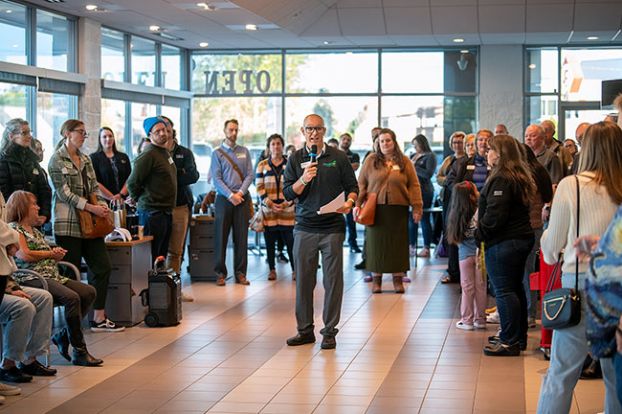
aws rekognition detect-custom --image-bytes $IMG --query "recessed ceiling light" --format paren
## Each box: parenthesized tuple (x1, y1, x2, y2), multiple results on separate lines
(460, 49, 469, 54)
(528, 63, 536, 69)
(197, 2, 215, 11)
(245, 24, 257, 31)
(5, 9, 12, 13)
(453, 38, 464, 43)
(199, 42, 209, 47)
(85, 4, 98, 11)
(323, 41, 331, 45)
(587, 36, 599, 40)
(149, 25, 161, 32)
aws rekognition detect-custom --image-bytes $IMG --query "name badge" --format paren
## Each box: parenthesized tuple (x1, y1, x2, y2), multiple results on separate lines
(175, 154, 184, 159)
(392, 165, 400, 171)
(301, 161, 311, 169)
(168, 157, 174, 164)
(33, 168, 39, 175)
(236, 153, 247, 159)
(466, 165, 475, 170)
(493, 190, 503, 196)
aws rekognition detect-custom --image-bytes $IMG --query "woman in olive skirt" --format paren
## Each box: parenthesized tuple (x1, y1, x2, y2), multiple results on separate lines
(354, 128, 423, 293)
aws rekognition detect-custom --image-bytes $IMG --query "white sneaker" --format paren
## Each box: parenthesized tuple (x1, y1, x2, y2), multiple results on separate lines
(181, 292, 194, 302)
(486, 311, 500, 324)
(474, 321, 487, 329)
(0, 382, 21, 396)
(456, 321, 474, 331)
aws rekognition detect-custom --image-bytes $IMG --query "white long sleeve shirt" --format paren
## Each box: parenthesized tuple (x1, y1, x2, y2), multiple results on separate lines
(541, 172, 618, 274)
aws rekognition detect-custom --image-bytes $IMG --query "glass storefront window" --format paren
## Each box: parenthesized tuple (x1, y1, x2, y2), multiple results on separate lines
(525, 95, 558, 128)
(285, 96, 378, 148)
(0, 82, 27, 128)
(561, 48, 622, 102)
(101, 28, 125, 82)
(286, 51, 377, 94)
(131, 37, 156, 87)
(37, 92, 74, 166)
(526, 48, 558, 94)
(36, 9, 72, 71)
(382, 51, 444, 94)
(161, 44, 181, 90)
(101, 98, 126, 152)
(381, 96, 444, 147)
(0, 1, 26, 65)
(131, 102, 156, 155)
(192, 52, 282, 95)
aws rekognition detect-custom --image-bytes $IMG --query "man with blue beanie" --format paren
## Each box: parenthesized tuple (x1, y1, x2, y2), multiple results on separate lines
(126, 116, 177, 261)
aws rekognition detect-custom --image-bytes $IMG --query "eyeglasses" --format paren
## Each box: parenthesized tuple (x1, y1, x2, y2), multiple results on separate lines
(16, 130, 32, 137)
(304, 126, 325, 133)
(72, 129, 89, 137)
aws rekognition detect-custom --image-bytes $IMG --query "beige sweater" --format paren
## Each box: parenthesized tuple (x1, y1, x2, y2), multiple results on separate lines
(541, 172, 618, 274)
(357, 154, 423, 214)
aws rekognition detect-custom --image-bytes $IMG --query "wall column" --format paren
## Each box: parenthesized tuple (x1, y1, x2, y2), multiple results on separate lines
(479, 45, 523, 138)
(77, 17, 101, 154)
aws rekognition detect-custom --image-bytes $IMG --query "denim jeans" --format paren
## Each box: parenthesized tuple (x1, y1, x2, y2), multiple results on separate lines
(485, 237, 533, 346)
(138, 209, 173, 262)
(537, 272, 622, 414)
(345, 211, 358, 248)
(615, 353, 622, 407)
(0, 287, 53, 362)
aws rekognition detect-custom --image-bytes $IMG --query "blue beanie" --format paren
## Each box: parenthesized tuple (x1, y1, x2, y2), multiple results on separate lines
(143, 116, 165, 136)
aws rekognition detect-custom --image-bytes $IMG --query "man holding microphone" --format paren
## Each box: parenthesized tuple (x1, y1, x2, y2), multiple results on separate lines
(283, 114, 358, 350)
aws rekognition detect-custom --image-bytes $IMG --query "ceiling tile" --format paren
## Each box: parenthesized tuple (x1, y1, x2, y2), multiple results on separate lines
(479, 5, 525, 34)
(526, 4, 573, 32)
(338, 8, 386, 36)
(345, 35, 397, 46)
(389, 35, 439, 46)
(480, 33, 526, 44)
(430, 0, 476, 5)
(383, 0, 428, 5)
(300, 8, 342, 36)
(431, 6, 478, 34)
(573, 3, 622, 31)
(384, 7, 432, 35)
(478, 0, 525, 4)
(337, 0, 382, 7)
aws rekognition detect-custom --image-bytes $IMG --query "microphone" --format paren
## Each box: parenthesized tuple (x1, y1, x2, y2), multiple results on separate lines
(310, 144, 317, 163)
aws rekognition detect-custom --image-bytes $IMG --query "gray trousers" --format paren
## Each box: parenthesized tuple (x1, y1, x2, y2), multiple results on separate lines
(293, 230, 345, 337)
(214, 194, 250, 277)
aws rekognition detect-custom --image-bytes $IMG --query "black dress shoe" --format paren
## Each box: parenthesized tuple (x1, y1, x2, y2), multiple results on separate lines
(72, 348, 103, 367)
(488, 335, 527, 351)
(354, 261, 366, 270)
(286, 333, 316, 346)
(52, 329, 71, 361)
(0, 366, 32, 383)
(321, 336, 336, 350)
(18, 361, 57, 376)
(483, 342, 520, 357)
(277, 253, 289, 263)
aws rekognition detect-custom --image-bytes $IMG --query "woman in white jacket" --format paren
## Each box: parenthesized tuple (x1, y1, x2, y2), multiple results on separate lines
(537, 121, 622, 414)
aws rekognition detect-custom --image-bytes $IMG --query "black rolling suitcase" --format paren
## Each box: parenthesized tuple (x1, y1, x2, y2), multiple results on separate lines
(140, 256, 182, 327)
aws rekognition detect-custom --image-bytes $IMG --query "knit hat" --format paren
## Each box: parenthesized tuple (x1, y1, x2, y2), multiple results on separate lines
(143, 116, 165, 136)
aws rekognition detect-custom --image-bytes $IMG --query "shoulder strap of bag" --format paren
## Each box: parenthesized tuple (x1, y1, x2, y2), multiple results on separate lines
(80, 164, 91, 196)
(217, 148, 245, 182)
(575, 174, 580, 291)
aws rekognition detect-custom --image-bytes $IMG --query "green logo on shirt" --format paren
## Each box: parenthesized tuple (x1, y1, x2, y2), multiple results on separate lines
(323, 160, 337, 168)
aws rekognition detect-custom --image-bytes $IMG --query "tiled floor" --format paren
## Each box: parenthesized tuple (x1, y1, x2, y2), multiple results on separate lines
(0, 251, 607, 413)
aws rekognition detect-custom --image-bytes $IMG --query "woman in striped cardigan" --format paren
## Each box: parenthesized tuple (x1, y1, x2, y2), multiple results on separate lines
(256, 134, 295, 281)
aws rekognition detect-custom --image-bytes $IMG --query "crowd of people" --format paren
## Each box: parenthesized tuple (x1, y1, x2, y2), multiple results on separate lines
(0, 92, 619, 411)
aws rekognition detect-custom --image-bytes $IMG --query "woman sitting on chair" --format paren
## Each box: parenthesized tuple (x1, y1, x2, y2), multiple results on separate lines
(6, 190, 102, 367)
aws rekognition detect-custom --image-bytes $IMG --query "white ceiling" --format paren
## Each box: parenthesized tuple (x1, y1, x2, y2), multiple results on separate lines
(24, 0, 622, 50)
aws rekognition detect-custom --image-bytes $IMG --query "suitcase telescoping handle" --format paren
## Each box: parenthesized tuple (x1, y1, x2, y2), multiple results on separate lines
(153, 255, 166, 271)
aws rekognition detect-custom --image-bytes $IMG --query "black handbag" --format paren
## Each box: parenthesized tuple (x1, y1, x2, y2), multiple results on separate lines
(541, 175, 582, 330)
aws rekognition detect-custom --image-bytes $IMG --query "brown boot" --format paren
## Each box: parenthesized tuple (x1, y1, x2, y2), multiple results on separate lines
(372, 275, 382, 294)
(393, 275, 405, 294)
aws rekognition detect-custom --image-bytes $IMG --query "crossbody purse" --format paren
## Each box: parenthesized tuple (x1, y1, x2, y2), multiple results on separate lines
(541, 175, 582, 330)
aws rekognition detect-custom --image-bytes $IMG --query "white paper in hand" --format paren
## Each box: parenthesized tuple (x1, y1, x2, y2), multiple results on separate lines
(317, 192, 345, 215)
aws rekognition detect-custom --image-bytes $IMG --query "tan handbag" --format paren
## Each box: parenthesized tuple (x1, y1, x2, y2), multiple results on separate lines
(77, 193, 114, 239)
(355, 192, 377, 226)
